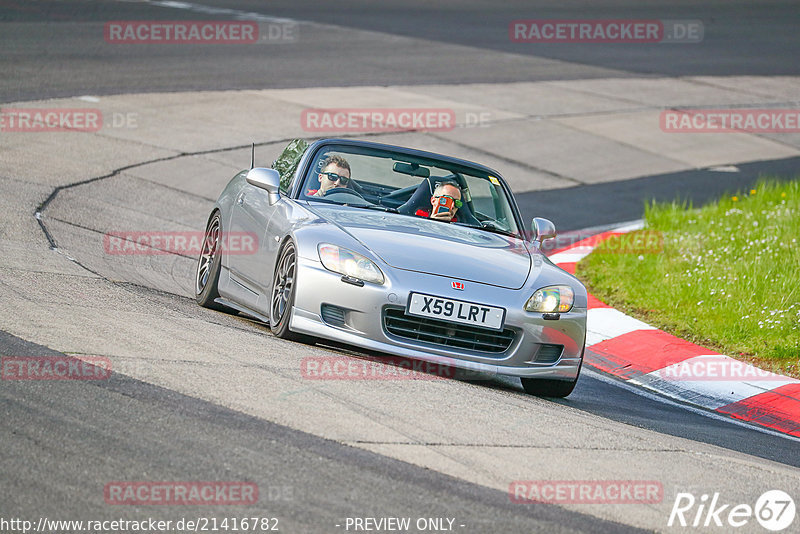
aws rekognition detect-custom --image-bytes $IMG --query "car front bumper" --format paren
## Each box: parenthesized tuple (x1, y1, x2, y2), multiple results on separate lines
(290, 256, 586, 380)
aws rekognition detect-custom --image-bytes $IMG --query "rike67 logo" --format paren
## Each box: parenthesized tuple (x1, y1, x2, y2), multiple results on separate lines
(669, 490, 795, 531)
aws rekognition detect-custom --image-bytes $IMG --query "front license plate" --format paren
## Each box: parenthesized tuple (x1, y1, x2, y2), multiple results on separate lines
(407, 293, 506, 330)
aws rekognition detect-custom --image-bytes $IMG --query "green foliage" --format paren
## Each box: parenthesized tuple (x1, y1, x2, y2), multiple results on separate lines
(272, 138, 309, 193)
(578, 179, 800, 376)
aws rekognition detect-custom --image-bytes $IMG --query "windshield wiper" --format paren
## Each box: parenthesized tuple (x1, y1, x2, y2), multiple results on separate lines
(348, 204, 398, 213)
(306, 199, 397, 212)
(305, 197, 339, 205)
(465, 222, 520, 239)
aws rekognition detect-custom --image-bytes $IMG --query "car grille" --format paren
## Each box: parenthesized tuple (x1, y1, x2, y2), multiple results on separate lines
(383, 307, 516, 354)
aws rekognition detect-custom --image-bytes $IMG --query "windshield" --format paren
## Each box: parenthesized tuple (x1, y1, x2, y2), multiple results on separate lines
(299, 144, 521, 237)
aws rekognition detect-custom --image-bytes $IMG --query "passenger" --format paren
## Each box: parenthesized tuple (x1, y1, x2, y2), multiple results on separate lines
(415, 182, 462, 222)
(310, 155, 352, 197)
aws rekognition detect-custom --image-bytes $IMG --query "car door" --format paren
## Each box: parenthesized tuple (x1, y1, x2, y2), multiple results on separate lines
(227, 183, 280, 309)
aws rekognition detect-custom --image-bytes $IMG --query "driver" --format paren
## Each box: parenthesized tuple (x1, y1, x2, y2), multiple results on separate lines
(415, 182, 462, 223)
(311, 155, 352, 197)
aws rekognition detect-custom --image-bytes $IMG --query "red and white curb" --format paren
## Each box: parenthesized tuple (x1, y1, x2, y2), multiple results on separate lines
(548, 222, 800, 438)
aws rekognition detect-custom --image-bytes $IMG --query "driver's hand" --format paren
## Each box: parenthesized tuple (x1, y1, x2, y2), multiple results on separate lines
(430, 209, 456, 222)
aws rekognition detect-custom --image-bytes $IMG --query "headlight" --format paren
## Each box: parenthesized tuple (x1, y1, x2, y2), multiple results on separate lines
(525, 285, 574, 313)
(318, 244, 385, 285)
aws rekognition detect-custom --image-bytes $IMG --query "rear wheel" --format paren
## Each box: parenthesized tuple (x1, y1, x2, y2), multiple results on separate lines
(195, 211, 226, 310)
(270, 241, 304, 340)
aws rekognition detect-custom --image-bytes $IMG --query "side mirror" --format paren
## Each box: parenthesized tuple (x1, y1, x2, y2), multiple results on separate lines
(246, 168, 281, 205)
(531, 217, 556, 248)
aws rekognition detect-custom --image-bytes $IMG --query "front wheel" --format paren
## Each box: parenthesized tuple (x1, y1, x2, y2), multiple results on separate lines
(270, 240, 305, 341)
(521, 345, 584, 398)
(195, 211, 226, 310)
(520, 376, 578, 398)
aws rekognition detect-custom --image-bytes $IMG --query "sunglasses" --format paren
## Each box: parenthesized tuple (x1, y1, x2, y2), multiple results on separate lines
(436, 194, 463, 208)
(320, 171, 350, 185)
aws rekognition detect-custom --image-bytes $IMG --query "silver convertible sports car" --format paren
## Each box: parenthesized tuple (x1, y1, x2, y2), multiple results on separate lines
(195, 138, 587, 397)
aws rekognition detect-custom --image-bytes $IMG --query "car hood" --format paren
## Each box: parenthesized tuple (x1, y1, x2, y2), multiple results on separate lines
(310, 206, 533, 289)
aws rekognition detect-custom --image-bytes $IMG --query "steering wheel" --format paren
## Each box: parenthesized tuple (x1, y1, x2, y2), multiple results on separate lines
(324, 187, 366, 200)
(349, 178, 367, 196)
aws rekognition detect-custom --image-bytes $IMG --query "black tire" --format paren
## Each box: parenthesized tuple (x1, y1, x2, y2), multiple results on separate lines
(521, 345, 584, 398)
(269, 240, 304, 340)
(195, 211, 226, 310)
(521, 376, 578, 398)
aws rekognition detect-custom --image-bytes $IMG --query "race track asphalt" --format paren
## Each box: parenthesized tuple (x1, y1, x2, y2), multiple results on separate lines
(2, 1, 799, 532)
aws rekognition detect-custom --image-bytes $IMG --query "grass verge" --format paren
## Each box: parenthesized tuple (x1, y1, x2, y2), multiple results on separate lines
(576, 178, 800, 378)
